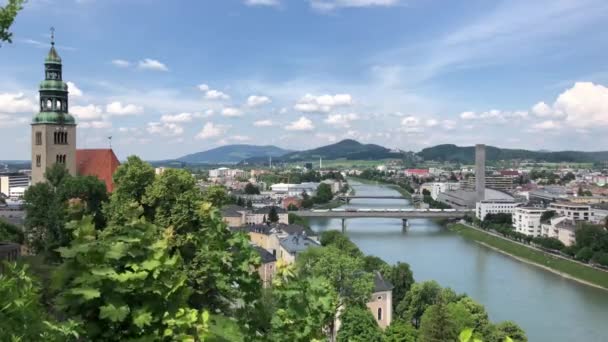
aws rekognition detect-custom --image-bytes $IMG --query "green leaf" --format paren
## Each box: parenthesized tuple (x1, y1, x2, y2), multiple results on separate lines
(459, 328, 473, 342)
(100, 303, 130, 322)
(69, 287, 101, 300)
(504, 337, 514, 342)
(141, 259, 161, 270)
(106, 242, 129, 259)
(133, 309, 153, 328)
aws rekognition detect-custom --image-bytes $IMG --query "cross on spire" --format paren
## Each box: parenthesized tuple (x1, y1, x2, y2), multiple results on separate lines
(50, 27, 55, 46)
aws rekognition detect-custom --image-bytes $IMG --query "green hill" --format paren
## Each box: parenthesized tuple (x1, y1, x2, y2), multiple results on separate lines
(418, 144, 608, 163)
(177, 144, 291, 164)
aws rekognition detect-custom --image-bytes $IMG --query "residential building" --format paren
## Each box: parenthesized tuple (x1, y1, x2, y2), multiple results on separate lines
(421, 182, 460, 200)
(403, 169, 429, 177)
(246, 206, 288, 225)
(460, 175, 514, 192)
(548, 202, 593, 222)
(366, 272, 394, 329)
(221, 205, 247, 227)
(0, 173, 30, 198)
(476, 199, 520, 220)
(254, 246, 276, 288)
(321, 179, 343, 194)
(541, 217, 577, 247)
(278, 234, 320, 264)
(513, 207, 547, 236)
(529, 186, 569, 204)
(282, 196, 302, 210)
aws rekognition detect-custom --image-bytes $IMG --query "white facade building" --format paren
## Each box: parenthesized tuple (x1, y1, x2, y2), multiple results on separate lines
(548, 202, 593, 222)
(476, 199, 520, 220)
(0, 173, 30, 198)
(541, 216, 577, 247)
(270, 182, 319, 197)
(513, 207, 547, 236)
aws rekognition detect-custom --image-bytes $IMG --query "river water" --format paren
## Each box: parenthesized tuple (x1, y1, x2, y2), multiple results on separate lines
(307, 181, 608, 342)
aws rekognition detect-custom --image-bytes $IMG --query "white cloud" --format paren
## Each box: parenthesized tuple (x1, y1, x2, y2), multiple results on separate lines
(160, 112, 193, 123)
(196, 122, 227, 139)
(0, 114, 29, 128)
(286, 116, 315, 131)
(254, 119, 274, 127)
(66, 82, 83, 97)
(425, 119, 439, 127)
(400, 116, 425, 133)
(556, 82, 608, 128)
(231, 135, 251, 142)
(531, 102, 554, 117)
(80, 120, 112, 129)
(198, 84, 230, 100)
(442, 120, 457, 130)
(205, 89, 230, 100)
(146, 122, 184, 136)
(111, 59, 130, 68)
(71, 104, 103, 120)
(247, 95, 272, 107)
(222, 107, 243, 117)
(137, 59, 168, 72)
(244, 0, 280, 6)
(310, 0, 399, 11)
(532, 120, 561, 131)
(459, 109, 527, 122)
(324, 113, 359, 127)
(294, 93, 353, 113)
(0, 92, 35, 113)
(106, 101, 143, 115)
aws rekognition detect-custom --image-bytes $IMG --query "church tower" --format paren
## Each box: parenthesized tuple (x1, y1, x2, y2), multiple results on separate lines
(31, 30, 77, 184)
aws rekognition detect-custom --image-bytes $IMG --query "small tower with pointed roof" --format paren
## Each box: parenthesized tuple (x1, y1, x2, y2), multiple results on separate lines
(31, 28, 77, 184)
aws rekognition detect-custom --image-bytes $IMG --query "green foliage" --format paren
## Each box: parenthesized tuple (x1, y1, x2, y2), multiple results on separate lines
(487, 321, 527, 342)
(419, 293, 458, 342)
(244, 183, 260, 195)
(540, 210, 556, 223)
(269, 264, 337, 342)
(53, 214, 209, 341)
(575, 246, 594, 262)
(24, 164, 109, 259)
(388, 262, 415, 312)
(383, 319, 418, 342)
(297, 246, 373, 306)
(0, 0, 25, 44)
(0, 262, 80, 341)
(0, 219, 23, 243)
(203, 185, 231, 208)
(319, 230, 363, 258)
(396, 280, 442, 328)
(268, 206, 279, 223)
(314, 183, 333, 204)
(363, 255, 391, 275)
(532, 236, 565, 250)
(336, 305, 383, 342)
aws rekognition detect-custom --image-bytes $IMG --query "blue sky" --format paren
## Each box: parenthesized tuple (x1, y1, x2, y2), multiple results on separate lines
(2, 0, 608, 160)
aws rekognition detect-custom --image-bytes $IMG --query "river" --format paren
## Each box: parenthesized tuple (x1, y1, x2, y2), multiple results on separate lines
(307, 181, 608, 342)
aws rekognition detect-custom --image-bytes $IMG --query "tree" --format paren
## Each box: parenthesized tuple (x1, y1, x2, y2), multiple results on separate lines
(383, 319, 418, 342)
(363, 255, 391, 275)
(418, 293, 458, 342)
(246, 199, 253, 209)
(244, 183, 260, 195)
(540, 210, 556, 223)
(269, 263, 337, 342)
(396, 280, 442, 328)
(0, 262, 80, 341)
(388, 262, 415, 312)
(0, 0, 26, 44)
(53, 214, 209, 341)
(320, 230, 363, 258)
(422, 189, 431, 196)
(455, 297, 490, 335)
(0, 219, 23, 243)
(268, 207, 279, 223)
(287, 203, 299, 211)
(575, 246, 594, 262)
(336, 305, 383, 342)
(314, 183, 333, 204)
(487, 321, 527, 342)
(61, 175, 108, 228)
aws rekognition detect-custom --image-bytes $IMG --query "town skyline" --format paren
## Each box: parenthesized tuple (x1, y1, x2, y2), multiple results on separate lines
(2, 0, 608, 160)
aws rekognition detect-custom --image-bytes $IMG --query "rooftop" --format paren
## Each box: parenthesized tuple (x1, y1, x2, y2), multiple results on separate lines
(76, 149, 120, 192)
(254, 246, 277, 264)
(373, 271, 394, 293)
(279, 234, 319, 254)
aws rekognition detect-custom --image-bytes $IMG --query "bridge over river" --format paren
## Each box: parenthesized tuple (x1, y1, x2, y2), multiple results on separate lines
(295, 209, 470, 232)
(337, 195, 406, 203)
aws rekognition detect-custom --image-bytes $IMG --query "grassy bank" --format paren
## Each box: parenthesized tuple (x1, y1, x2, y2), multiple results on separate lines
(348, 177, 412, 199)
(448, 223, 608, 290)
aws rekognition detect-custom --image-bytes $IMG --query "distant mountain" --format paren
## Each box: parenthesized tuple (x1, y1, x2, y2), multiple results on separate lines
(177, 144, 292, 164)
(417, 144, 608, 163)
(244, 139, 403, 164)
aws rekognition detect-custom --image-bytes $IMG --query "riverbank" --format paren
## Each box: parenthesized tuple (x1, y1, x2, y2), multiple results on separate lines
(347, 177, 412, 199)
(448, 223, 608, 291)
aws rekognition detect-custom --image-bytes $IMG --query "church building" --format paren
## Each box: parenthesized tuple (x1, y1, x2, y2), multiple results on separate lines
(31, 33, 119, 192)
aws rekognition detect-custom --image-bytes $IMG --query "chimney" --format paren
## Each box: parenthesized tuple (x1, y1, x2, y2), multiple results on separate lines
(475, 144, 486, 202)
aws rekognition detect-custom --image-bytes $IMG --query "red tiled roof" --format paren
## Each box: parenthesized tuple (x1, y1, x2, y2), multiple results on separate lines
(405, 169, 429, 175)
(500, 170, 520, 176)
(76, 149, 120, 192)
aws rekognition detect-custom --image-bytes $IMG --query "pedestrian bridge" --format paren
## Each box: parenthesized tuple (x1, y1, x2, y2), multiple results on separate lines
(295, 209, 471, 232)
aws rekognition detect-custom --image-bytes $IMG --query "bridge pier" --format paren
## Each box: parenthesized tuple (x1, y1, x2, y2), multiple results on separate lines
(341, 218, 346, 233)
(402, 219, 409, 232)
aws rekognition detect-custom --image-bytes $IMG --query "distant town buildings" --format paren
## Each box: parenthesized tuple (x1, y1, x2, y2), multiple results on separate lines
(0, 173, 30, 199)
(476, 199, 520, 220)
(513, 207, 547, 236)
(541, 217, 577, 247)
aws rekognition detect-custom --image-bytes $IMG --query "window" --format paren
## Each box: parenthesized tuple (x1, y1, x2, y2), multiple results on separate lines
(46, 99, 52, 109)
(56, 154, 66, 164)
(377, 308, 382, 321)
(35, 132, 42, 145)
(36, 155, 41, 167)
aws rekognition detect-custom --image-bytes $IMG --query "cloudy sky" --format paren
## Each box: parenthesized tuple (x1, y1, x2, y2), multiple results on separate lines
(2, 0, 608, 160)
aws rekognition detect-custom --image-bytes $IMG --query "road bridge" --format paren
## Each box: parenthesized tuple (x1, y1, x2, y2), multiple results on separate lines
(337, 195, 407, 203)
(295, 209, 470, 232)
